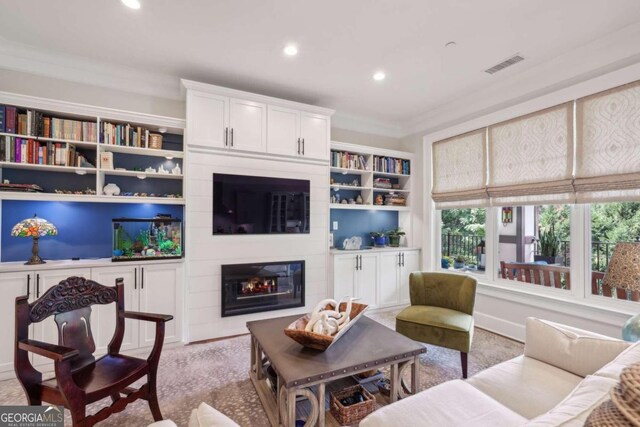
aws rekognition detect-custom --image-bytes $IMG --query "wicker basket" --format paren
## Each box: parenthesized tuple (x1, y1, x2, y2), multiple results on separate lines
(284, 302, 368, 351)
(330, 385, 375, 425)
(148, 133, 163, 149)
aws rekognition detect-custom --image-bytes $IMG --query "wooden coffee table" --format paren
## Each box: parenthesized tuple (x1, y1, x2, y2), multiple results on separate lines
(247, 314, 426, 426)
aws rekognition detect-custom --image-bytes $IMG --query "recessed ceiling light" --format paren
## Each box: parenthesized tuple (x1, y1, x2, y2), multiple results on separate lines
(121, 0, 141, 9)
(283, 45, 298, 56)
(373, 71, 386, 81)
(445, 41, 457, 48)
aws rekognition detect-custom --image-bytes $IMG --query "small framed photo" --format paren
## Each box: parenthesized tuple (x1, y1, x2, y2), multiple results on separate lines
(100, 152, 114, 169)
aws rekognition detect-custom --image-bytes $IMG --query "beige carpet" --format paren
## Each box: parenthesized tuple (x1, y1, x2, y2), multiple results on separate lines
(0, 310, 523, 426)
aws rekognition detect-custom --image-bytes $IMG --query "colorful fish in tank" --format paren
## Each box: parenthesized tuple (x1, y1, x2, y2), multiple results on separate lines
(112, 217, 182, 262)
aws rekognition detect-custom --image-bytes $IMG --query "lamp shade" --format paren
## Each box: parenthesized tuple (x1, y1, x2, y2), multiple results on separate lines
(11, 215, 58, 238)
(602, 242, 640, 292)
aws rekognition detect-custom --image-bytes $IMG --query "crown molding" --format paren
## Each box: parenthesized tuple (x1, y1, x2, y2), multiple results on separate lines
(0, 37, 183, 102)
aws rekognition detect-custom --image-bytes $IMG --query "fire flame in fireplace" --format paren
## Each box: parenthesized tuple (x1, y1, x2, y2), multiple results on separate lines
(241, 277, 277, 295)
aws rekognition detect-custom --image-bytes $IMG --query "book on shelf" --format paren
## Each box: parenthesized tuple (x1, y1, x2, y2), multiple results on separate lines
(101, 122, 150, 148)
(0, 104, 97, 142)
(373, 156, 410, 175)
(0, 135, 94, 168)
(331, 150, 367, 170)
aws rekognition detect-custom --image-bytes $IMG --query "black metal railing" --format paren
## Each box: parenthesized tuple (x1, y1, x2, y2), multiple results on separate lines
(441, 234, 484, 259)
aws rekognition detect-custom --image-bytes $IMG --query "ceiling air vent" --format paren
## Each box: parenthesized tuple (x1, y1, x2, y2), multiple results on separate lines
(484, 54, 525, 75)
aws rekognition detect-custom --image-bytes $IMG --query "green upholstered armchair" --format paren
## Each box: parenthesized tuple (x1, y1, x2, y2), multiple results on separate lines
(396, 272, 477, 378)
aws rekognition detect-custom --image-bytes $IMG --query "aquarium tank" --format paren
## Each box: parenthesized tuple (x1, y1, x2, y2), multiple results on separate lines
(112, 216, 182, 262)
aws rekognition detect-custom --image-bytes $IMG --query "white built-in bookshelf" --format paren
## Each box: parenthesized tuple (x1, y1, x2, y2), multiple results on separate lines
(0, 91, 185, 205)
(330, 141, 413, 211)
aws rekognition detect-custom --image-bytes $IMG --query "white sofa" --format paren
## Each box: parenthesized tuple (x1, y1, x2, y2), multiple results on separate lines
(361, 317, 640, 427)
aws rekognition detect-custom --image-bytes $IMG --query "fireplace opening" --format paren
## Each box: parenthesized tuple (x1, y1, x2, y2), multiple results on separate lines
(221, 260, 305, 317)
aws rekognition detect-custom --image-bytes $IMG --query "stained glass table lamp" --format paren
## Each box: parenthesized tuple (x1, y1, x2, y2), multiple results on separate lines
(11, 214, 58, 265)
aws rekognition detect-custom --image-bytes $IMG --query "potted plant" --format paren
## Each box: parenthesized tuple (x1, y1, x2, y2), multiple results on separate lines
(534, 225, 564, 264)
(441, 256, 453, 269)
(453, 255, 465, 269)
(370, 231, 387, 247)
(386, 229, 406, 247)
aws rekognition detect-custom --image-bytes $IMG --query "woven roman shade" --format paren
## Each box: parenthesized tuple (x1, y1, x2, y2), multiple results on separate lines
(432, 129, 488, 209)
(575, 80, 640, 203)
(488, 102, 574, 206)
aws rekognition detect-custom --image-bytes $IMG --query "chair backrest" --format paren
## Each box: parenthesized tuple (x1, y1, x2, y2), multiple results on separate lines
(15, 276, 122, 372)
(409, 272, 477, 315)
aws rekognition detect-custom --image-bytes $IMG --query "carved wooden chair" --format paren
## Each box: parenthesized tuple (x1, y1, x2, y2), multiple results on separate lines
(14, 276, 173, 427)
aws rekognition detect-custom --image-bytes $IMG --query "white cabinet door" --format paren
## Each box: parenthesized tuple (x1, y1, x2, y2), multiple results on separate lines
(186, 91, 229, 149)
(0, 272, 30, 375)
(400, 251, 420, 304)
(31, 268, 92, 369)
(90, 266, 139, 354)
(267, 105, 299, 157)
(356, 253, 379, 308)
(378, 252, 400, 306)
(300, 112, 329, 160)
(138, 264, 182, 347)
(229, 98, 266, 152)
(333, 255, 357, 301)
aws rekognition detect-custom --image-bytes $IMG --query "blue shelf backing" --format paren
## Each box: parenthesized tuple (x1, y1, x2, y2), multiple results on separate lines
(330, 209, 398, 249)
(1, 200, 183, 262)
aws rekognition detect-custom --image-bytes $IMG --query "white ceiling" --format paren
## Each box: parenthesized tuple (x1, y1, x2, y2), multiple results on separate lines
(1, 0, 640, 135)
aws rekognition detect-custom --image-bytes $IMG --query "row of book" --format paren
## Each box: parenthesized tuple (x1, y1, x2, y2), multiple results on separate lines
(0, 105, 98, 142)
(101, 122, 150, 147)
(373, 156, 410, 175)
(331, 151, 367, 170)
(0, 136, 94, 168)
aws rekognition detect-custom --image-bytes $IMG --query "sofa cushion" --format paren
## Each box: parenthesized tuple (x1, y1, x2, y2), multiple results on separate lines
(467, 355, 583, 419)
(524, 375, 618, 426)
(524, 318, 629, 378)
(360, 379, 527, 427)
(188, 402, 239, 427)
(593, 340, 640, 380)
(396, 306, 474, 352)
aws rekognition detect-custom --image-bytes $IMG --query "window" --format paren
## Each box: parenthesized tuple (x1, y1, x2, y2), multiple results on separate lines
(498, 205, 571, 290)
(590, 202, 640, 302)
(440, 208, 486, 273)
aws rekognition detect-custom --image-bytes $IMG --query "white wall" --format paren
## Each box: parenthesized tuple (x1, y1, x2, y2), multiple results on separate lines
(185, 151, 329, 342)
(331, 127, 400, 150)
(0, 68, 184, 118)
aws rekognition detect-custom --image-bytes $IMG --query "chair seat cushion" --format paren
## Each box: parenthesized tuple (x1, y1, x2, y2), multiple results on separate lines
(467, 355, 583, 419)
(360, 380, 527, 427)
(396, 306, 474, 353)
(41, 354, 148, 402)
(396, 306, 473, 332)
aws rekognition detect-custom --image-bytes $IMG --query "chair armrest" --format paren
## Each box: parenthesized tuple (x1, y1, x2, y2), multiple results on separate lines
(124, 311, 173, 323)
(18, 339, 79, 362)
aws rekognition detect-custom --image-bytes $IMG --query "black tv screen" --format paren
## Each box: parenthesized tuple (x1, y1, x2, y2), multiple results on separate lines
(213, 173, 310, 234)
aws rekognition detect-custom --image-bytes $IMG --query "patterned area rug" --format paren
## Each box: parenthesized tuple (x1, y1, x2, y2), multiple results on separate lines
(0, 310, 523, 426)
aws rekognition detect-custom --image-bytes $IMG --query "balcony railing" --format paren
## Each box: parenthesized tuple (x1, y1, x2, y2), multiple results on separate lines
(441, 234, 483, 259)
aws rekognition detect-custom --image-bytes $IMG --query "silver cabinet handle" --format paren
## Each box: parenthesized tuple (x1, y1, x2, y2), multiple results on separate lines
(231, 128, 234, 147)
(302, 138, 305, 155)
(225, 127, 228, 146)
(26, 274, 30, 298)
(402, 252, 405, 267)
(297, 138, 301, 154)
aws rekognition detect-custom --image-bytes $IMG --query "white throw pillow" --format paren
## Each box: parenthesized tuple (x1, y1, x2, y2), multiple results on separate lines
(524, 317, 630, 377)
(188, 402, 239, 427)
(593, 340, 640, 380)
(524, 375, 618, 426)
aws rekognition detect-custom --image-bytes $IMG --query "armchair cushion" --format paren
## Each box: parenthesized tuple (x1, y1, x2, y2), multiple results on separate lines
(396, 306, 473, 353)
(467, 355, 583, 419)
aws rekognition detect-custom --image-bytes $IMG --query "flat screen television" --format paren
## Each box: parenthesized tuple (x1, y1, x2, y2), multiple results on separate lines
(213, 173, 310, 234)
